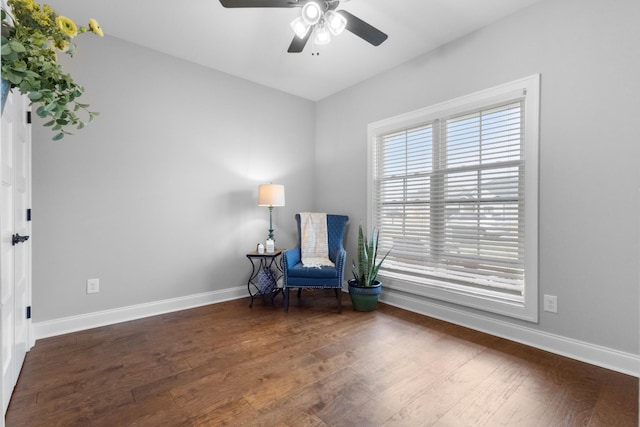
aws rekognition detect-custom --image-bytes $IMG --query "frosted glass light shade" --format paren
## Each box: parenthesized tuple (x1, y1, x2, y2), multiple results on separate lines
(258, 184, 285, 207)
(313, 23, 331, 45)
(325, 10, 346, 35)
(290, 16, 310, 39)
(301, 2, 322, 25)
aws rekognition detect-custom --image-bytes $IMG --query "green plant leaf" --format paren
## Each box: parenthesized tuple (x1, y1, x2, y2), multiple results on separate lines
(2, 1, 102, 139)
(8, 40, 25, 53)
(28, 91, 42, 101)
(8, 72, 22, 85)
(35, 106, 47, 117)
(352, 224, 392, 286)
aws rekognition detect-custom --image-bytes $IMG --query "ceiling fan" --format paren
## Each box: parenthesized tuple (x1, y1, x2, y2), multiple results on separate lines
(219, 0, 388, 53)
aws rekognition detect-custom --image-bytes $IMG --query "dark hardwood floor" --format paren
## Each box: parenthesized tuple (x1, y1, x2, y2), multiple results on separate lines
(6, 291, 638, 426)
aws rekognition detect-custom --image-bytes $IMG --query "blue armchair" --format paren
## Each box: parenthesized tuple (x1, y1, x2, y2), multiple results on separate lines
(283, 214, 349, 313)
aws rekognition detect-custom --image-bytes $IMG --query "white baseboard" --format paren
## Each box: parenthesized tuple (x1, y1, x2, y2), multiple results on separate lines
(32, 286, 247, 341)
(380, 289, 639, 378)
(31, 286, 638, 378)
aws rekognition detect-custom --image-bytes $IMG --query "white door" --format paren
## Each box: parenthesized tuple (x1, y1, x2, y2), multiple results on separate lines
(11, 91, 31, 392)
(0, 87, 32, 416)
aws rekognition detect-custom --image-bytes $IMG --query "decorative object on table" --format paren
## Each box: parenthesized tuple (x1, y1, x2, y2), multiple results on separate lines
(348, 224, 391, 312)
(246, 249, 283, 308)
(257, 243, 265, 254)
(1, 0, 103, 139)
(282, 213, 348, 313)
(265, 238, 275, 254)
(257, 183, 285, 242)
(257, 268, 276, 293)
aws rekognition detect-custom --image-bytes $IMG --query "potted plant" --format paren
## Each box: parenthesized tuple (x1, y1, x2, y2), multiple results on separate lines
(348, 224, 391, 311)
(1, 0, 103, 140)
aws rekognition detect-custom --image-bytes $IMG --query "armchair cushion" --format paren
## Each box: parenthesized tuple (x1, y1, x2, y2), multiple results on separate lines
(287, 264, 339, 280)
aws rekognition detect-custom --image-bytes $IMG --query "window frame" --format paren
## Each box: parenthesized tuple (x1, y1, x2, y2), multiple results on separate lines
(367, 75, 540, 322)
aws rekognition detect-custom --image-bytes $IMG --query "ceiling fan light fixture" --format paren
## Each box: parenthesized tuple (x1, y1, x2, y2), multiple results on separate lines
(290, 16, 310, 39)
(313, 22, 331, 45)
(325, 10, 346, 36)
(301, 2, 322, 25)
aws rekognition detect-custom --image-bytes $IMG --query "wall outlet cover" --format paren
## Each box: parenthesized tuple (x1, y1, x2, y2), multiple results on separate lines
(543, 294, 557, 313)
(87, 278, 100, 294)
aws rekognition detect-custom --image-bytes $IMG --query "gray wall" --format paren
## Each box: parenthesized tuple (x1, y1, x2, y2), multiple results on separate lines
(31, 0, 638, 358)
(315, 0, 639, 355)
(32, 36, 315, 321)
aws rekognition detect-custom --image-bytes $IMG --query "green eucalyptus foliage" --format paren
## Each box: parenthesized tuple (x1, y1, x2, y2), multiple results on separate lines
(1, 0, 101, 140)
(351, 225, 391, 287)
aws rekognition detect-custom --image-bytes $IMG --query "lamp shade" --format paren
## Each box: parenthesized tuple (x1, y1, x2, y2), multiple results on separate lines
(258, 184, 285, 207)
(325, 10, 347, 36)
(301, 2, 322, 25)
(290, 16, 310, 39)
(313, 23, 331, 45)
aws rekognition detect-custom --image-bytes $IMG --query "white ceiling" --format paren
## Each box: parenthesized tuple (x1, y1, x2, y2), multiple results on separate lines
(46, 0, 542, 101)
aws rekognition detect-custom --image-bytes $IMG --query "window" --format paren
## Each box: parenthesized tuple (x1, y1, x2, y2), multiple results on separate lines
(368, 75, 539, 321)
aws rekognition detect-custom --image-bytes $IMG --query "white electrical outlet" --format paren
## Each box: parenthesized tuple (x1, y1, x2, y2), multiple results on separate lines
(87, 278, 100, 294)
(543, 294, 557, 313)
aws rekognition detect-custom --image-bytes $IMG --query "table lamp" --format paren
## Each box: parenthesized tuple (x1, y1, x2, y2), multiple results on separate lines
(258, 183, 285, 242)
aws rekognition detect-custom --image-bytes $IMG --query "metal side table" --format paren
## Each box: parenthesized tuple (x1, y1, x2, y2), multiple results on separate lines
(246, 249, 283, 307)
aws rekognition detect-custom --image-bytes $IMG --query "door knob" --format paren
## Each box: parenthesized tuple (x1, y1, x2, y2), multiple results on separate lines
(12, 233, 29, 246)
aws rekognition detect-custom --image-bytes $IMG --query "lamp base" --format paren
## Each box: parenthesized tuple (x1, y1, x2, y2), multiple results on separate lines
(267, 206, 275, 241)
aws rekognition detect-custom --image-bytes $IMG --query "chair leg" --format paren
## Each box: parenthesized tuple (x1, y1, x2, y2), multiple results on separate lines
(284, 288, 289, 312)
(337, 288, 342, 314)
(297, 288, 302, 298)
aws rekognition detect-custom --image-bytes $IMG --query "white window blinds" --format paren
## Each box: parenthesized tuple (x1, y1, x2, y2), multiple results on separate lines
(369, 75, 540, 321)
(375, 100, 525, 297)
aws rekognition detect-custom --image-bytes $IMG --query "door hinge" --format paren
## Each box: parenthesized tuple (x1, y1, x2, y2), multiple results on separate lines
(26, 111, 32, 124)
(27, 208, 31, 221)
(26, 306, 31, 319)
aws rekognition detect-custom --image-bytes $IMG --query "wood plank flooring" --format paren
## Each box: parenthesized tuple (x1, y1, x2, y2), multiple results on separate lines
(6, 291, 639, 426)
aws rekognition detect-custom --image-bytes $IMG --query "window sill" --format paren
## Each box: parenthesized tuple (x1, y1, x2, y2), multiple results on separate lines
(379, 272, 538, 323)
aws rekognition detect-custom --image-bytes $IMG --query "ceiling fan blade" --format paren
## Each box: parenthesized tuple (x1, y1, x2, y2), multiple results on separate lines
(288, 32, 311, 53)
(337, 10, 388, 46)
(219, 0, 296, 7)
